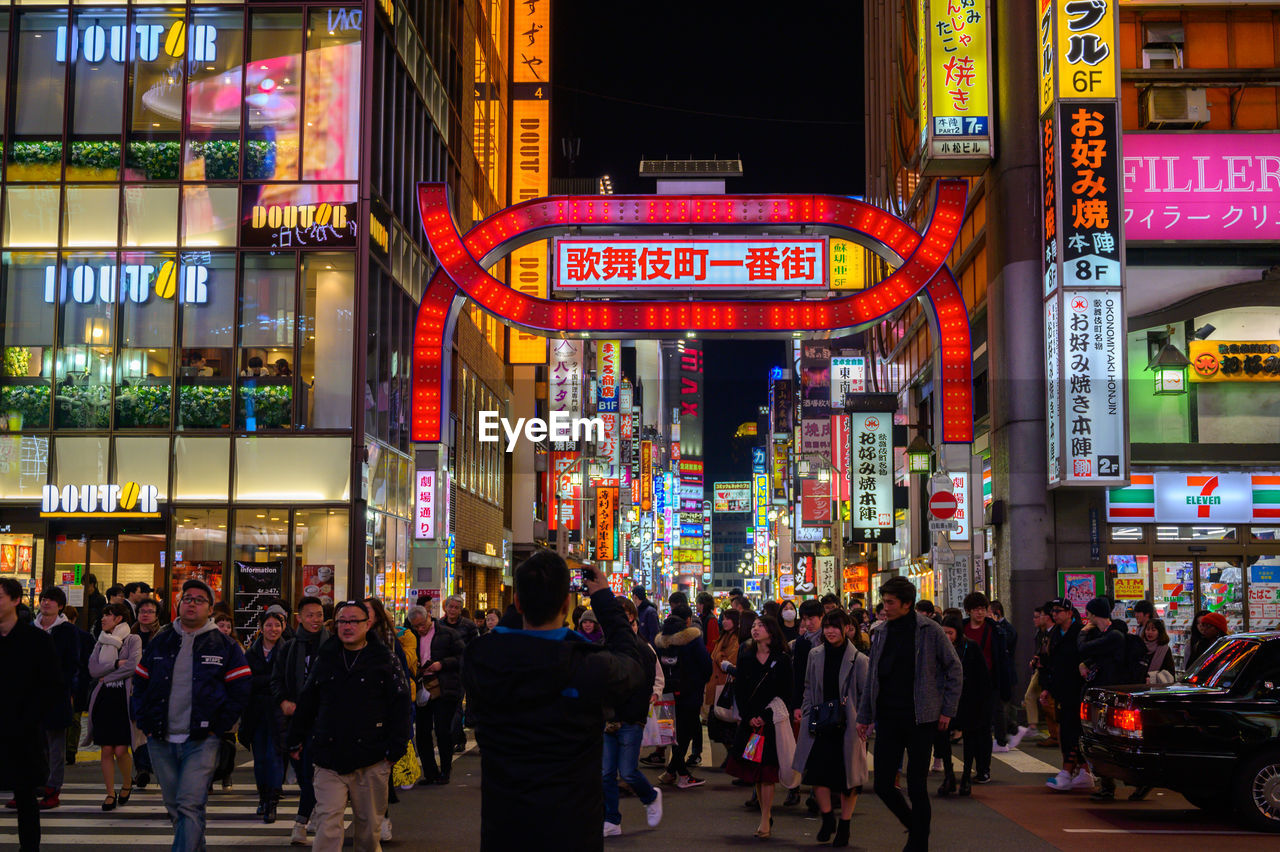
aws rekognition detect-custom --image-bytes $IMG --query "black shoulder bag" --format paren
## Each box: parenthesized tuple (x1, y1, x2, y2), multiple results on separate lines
(808, 650, 858, 737)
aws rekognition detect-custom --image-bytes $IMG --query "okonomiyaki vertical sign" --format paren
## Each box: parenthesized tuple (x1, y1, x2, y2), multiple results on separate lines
(852, 411, 893, 534)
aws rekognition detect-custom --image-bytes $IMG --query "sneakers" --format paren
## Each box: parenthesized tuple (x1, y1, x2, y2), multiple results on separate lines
(290, 821, 308, 845)
(676, 775, 706, 789)
(973, 772, 992, 784)
(1008, 726, 1030, 749)
(993, 742, 1013, 753)
(640, 751, 666, 766)
(1089, 789, 1116, 802)
(603, 822, 623, 837)
(645, 788, 664, 827)
(657, 771, 676, 786)
(1070, 769, 1096, 790)
(381, 817, 392, 841)
(1045, 770, 1074, 791)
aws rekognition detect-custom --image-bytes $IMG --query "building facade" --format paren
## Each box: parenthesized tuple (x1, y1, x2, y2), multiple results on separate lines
(0, 0, 512, 632)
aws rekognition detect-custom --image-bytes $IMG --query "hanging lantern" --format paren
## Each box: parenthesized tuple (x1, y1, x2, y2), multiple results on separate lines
(906, 434, 933, 474)
(1148, 342, 1191, 396)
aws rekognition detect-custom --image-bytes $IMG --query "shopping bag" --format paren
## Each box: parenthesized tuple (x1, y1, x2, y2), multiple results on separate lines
(642, 694, 677, 747)
(742, 731, 765, 763)
(713, 680, 740, 723)
(391, 738, 423, 788)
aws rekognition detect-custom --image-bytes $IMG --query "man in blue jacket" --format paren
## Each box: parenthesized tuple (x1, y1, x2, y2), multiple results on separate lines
(132, 580, 251, 852)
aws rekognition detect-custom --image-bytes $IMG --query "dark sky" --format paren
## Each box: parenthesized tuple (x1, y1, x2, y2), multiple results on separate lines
(551, 1, 866, 196)
(550, 2, 865, 484)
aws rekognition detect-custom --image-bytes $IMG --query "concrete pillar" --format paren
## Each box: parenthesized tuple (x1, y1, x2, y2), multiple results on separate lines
(985, 0, 1056, 645)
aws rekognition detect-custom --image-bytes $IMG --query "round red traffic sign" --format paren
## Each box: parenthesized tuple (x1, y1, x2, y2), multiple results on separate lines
(929, 491, 958, 520)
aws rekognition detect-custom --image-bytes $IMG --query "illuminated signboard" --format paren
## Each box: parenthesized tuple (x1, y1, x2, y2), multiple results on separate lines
(555, 237, 828, 290)
(640, 441, 653, 512)
(41, 482, 159, 517)
(947, 472, 970, 542)
(241, 192, 359, 249)
(414, 470, 436, 540)
(851, 411, 893, 534)
(549, 339, 583, 421)
(55, 21, 219, 64)
(1038, 0, 1055, 116)
(830, 357, 865, 407)
(1189, 341, 1280, 383)
(920, 0, 994, 174)
(507, 0, 551, 365)
(596, 487, 616, 560)
(828, 239, 866, 290)
(754, 473, 769, 572)
(1054, 0, 1116, 101)
(42, 259, 210, 305)
(713, 481, 751, 513)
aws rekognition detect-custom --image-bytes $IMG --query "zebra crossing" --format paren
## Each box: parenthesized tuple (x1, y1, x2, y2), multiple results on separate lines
(0, 775, 353, 848)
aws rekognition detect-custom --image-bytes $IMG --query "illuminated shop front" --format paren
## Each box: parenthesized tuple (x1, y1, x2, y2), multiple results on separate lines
(0, 1, 456, 630)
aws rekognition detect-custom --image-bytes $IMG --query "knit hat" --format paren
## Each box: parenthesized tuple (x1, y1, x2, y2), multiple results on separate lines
(181, 579, 215, 604)
(579, 609, 598, 625)
(1085, 597, 1112, 619)
(1199, 611, 1229, 635)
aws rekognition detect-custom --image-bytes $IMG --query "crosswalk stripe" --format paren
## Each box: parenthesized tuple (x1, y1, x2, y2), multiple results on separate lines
(992, 748, 1060, 775)
(0, 829, 349, 846)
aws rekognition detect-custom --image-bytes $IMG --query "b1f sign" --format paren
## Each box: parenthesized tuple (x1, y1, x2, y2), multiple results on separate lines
(414, 470, 436, 539)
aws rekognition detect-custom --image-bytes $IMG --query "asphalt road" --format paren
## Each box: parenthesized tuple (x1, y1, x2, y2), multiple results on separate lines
(3, 733, 1265, 850)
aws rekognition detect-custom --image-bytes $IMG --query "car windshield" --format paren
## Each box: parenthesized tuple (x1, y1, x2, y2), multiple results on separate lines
(1184, 638, 1259, 689)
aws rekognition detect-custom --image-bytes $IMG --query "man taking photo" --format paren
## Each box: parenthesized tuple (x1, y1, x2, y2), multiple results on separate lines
(465, 551, 647, 851)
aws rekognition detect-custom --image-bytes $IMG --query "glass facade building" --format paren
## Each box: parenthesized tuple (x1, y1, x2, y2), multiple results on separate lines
(0, 0, 505, 634)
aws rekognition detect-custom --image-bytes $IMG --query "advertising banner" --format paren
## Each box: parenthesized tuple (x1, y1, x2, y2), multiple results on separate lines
(547, 451, 580, 531)
(831, 413, 851, 503)
(555, 237, 828, 289)
(640, 441, 652, 512)
(1055, 289, 1125, 483)
(793, 554, 815, 595)
(713, 481, 751, 513)
(830, 357, 865, 407)
(801, 478, 832, 525)
(549, 339, 583, 420)
(1188, 340, 1280, 383)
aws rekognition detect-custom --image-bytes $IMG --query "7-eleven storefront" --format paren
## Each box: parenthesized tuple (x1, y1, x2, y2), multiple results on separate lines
(1106, 470, 1280, 665)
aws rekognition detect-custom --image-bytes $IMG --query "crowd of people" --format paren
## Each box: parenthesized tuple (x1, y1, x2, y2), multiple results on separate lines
(0, 553, 1238, 852)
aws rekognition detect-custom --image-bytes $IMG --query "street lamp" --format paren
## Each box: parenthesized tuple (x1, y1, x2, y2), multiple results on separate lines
(906, 434, 933, 474)
(1148, 339, 1191, 396)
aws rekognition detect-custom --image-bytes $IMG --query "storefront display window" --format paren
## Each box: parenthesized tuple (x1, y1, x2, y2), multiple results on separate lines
(0, 531, 40, 601)
(299, 253, 353, 429)
(239, 253, 294, 430)
(0, 434, 49, 498)
(173, 435, 229, 499)
(123, 186, 179, 245)
(181, 185, 237, 246)
(302, 10, 360, 181)
(1153, 559, 1195, 665)
(1248, 557, 1280, 632)
(12, 11, 65, 142)
(115, 436, 169, 500)
(54, 434, 108, 485)
(184, 9, 244, 180)
(178, 251, 233, 429)
(234, 436, 350, 501)
(54, 535, 111, 613)
(233, 508, 288, 563)
(245, 10, 302, 181)
(295, 508, 347, 607)
(4, 185, 60, 246)
(128, 7, 184, 142)
(173, 508, 227, 615)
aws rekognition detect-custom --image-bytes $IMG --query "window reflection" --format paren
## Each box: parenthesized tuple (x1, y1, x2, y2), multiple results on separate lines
(302, 10, 361, 181)
(245, 11, 301, 180)
(184, 9, 244, 180)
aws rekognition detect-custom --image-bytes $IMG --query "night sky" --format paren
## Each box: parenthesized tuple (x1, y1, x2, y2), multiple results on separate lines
(551, 1, 865, 485)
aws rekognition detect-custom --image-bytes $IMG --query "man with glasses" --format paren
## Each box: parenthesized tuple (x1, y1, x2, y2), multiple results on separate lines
(132, 579, 252, 852)
(288, 600, 411, 852)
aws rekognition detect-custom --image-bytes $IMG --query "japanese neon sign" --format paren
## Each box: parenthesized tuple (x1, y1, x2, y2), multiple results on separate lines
(414, 470, 436, 540)
(555, 238, 828, 289)
(920, 0, 994, 173)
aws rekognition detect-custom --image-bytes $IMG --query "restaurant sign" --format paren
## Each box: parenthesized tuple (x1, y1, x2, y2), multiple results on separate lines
(919, 0, 994, 174)
(41, 482, 159, 517)
(1189, 340, 1280, 383)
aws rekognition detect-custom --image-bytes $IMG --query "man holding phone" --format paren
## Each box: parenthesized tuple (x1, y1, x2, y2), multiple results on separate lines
(463, 550, 647, 851)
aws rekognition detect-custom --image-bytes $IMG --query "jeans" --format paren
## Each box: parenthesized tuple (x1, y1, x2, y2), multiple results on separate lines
(417, 697, 458, 781)
(666, 701, 701, 776)
(252, 723, 285, 794)
(43, 726, 67, 791)
(313, 760, 390, 852)
(872, 711, 935, 851)
(288, 740, 317, 822)
(602, 723, 657, 826)
(148, 736, 221, 852)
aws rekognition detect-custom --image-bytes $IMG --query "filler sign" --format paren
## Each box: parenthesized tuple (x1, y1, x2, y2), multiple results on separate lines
(555, 238, 828, 289)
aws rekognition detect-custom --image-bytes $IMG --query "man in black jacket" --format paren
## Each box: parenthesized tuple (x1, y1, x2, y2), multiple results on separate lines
(465, 550, 647, 851)
(1078, 596, 1129, 801)
(288, 600, 411, 852)
(440, 595, 478, 755)
(403, 604, 465, 784)
(270, 595, 329, 845)
(0, 577, 65, 850)
(1043, 598, 1090, 792)
(655, 604, 712, 789)
(631, 585, 659, 644)
(31, 585, 80, 809)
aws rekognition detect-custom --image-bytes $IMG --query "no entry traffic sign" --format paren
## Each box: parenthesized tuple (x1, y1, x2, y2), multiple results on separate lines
(929, 491, 958, 520)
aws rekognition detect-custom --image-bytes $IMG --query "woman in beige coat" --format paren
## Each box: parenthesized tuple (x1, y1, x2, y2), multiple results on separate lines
(792, 609, 869, 847)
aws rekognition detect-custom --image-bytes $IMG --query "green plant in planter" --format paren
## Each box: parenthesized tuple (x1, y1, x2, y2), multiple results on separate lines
(178, 384, 233, 429)
(69, 141, 122, 172)
(0, 384, 51, 429)
(190, 140, 240, 180)
(54, 383, 111, 429)
(244, 140, 278, 179)
(4, 347, 31, 378)
(116, 384, 171, 428)
(239, 385, 293, 429)
(7, 140, 63, 165)
(125, 141, 181, 180)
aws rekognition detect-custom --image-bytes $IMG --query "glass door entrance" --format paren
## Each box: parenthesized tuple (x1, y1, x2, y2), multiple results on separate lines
(1151, 557, 1245, 670)
(53, 532, 165, 630)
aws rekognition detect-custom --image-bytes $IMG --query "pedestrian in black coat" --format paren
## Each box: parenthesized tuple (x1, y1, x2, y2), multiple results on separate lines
(938, 614, 992, 797)
(464, 552, 647, 852)
(0, 578, 65, 850)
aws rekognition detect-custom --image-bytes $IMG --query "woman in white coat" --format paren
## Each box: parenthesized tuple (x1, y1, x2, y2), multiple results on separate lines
(87, 603, 143, 810)
(792, 608, 869, 847)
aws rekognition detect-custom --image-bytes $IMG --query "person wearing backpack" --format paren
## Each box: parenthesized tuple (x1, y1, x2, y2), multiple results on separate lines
(1077, 597, 1129, 801)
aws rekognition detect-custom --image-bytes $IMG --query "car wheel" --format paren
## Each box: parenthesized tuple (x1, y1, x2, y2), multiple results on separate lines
(1235, 751, 1280, 833)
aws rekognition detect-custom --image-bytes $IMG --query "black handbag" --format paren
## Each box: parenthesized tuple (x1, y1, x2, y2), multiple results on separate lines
(808, 651, 857, 737)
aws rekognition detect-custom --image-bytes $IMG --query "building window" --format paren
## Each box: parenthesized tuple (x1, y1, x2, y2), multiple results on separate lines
(299, 253, 354, 429)
(303, 9, 362, 181)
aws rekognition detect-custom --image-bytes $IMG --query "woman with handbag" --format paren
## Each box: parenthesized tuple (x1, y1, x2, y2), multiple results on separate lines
(705, 611, 740, 751)
(86, 603, 142, 811)
(723, 615, 792, 839)
(792, 608, 868, 847)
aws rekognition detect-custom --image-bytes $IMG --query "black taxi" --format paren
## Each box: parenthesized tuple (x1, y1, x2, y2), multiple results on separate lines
(1081, 631, 1280, 832)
